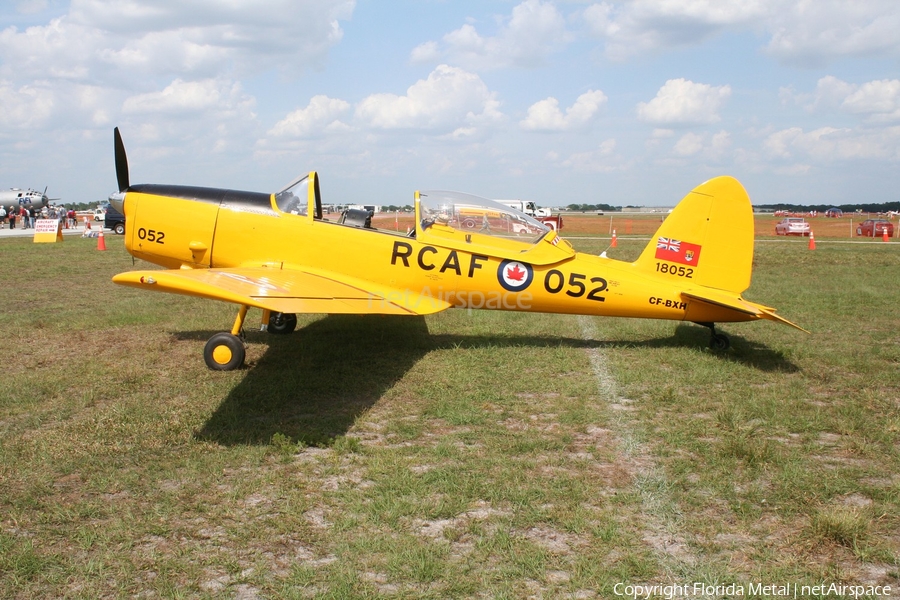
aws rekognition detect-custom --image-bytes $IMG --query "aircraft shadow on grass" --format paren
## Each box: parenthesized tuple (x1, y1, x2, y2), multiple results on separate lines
(188, 315, 797, 447)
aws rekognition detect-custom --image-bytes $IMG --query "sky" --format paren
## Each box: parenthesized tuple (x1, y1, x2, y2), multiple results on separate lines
(1, 0, 899, 208)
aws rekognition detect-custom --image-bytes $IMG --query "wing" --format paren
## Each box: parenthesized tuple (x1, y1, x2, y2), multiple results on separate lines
(112, 266, 452, 316)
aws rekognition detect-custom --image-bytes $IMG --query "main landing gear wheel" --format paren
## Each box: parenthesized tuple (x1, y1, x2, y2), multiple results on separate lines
(267, 312, 297, 335)
(204, 332, 246, 371)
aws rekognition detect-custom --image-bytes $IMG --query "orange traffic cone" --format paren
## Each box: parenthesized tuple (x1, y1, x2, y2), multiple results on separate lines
(97, 229, 106, 251)
(611, 229, 618, 248)
(883, 227, 890, 242)
(808, 230, 816, 250)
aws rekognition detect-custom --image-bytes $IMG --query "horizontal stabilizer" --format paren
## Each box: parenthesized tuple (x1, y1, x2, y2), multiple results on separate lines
(682, 290, 808, 333)
(755, 306, 809, 333)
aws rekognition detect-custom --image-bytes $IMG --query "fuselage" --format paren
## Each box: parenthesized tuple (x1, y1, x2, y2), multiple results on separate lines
(0, 188, 48, 209)
(116, 182, 755, 326)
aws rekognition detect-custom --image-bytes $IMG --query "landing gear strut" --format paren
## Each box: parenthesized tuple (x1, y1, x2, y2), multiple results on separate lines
(204, 305, 249, 370)
(696, 322, 730, 351)
(204, 307, 299, 370)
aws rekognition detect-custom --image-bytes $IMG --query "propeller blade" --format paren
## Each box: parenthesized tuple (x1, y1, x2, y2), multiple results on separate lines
(114, 127, 130, 192)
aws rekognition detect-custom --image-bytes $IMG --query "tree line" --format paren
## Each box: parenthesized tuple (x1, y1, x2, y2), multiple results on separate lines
(757, 201, 900, 213)
(564, 204, 622, 212)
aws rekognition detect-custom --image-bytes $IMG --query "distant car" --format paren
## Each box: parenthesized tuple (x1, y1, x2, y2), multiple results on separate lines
(775, 217, 810, 236)
(104, 204, 126, 235)
(93, 208, 106, 221)
(856, 219, 894, 237)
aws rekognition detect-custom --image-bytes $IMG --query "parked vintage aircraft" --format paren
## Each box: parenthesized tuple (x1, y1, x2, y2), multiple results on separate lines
(0, 186, 51, 208)
(109, 128, 803, 370)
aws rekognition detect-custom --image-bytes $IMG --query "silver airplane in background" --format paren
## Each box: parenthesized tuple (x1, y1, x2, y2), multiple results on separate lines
(0, 187, 52, 209)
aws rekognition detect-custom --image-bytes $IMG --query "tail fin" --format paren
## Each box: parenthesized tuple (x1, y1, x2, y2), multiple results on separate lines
(634, 176, 753, 294)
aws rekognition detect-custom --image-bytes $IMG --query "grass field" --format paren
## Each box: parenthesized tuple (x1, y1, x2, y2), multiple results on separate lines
(1, 234, 898, 599)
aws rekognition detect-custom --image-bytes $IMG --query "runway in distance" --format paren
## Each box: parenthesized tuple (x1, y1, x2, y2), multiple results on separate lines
(109, 128, 804, 370)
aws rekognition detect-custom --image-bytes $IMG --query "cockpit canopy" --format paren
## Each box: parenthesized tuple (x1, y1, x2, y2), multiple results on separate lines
(275, 174, 311, 216)
(271, 174, 550, 246)
(418, 190, 549, 244)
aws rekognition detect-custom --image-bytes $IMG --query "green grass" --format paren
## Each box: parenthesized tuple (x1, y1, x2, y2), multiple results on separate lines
(0, 235, 898, 597)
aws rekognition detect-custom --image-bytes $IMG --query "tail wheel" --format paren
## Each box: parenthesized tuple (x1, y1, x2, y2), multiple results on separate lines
(268, 312, 297, 335)
(710, 333, 731, 351)
(204, 332, 246, 370)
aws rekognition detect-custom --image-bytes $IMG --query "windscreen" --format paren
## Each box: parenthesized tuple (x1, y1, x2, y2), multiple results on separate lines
(275, 175, 309, 215)
(419, 190, 549, 244)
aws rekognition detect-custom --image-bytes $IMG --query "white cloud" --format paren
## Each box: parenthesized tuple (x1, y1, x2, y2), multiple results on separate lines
(410, 0, 569, 70)
(806, 75, 857, 111)
(764, 125, 900, 161)
(671, 130, 731, 158)
(561, 139, 619, 172)
(16, 0, 49, 15)
(520, 90, 607, 131)
(636, 79, 731, 126)
(582, 1, 900, 66)
(354, 65, 502, 132)
(710, 130, 732, 153)
(673, 132, 704, 156)
(838, 79, 900, 123)
(791, 76, 900, 123)
(0, 80, 55, 129)
(583, 0, 767, 62)
(122, 78, 254, 117)
(0, 0, 355, 84)
(269, 95, 352, 138)
(0, 0, 352, 168)
(763, 1, 900, 66)
(117, 78, 258, 157)
(409, 40, 440, 64)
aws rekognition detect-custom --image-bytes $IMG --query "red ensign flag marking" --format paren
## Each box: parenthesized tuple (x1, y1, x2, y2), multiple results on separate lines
(655, 237, 702, 266)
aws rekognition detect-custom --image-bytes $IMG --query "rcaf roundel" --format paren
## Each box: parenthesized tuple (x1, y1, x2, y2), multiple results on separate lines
(497, 259, 534, 292)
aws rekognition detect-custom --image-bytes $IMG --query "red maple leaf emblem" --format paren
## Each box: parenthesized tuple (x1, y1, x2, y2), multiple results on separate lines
(506, 263, 526, 282)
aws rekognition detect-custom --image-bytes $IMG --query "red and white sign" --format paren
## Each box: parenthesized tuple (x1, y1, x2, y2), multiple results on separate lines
(33, 219, 63, 243)
(34, 219, 59, 234)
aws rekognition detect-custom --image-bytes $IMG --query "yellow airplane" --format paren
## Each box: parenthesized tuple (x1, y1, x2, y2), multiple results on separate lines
(109, 128, 803, 370)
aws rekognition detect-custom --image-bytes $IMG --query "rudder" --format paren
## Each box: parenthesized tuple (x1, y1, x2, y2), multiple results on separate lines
(633, 176, 754, 294)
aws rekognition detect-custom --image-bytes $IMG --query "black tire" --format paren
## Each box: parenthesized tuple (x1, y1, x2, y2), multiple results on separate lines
(268, 312, 297, 335)
(114, 222, 125, 235)
(204, 332, 245, 370)
(710, 333, 730, 351)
